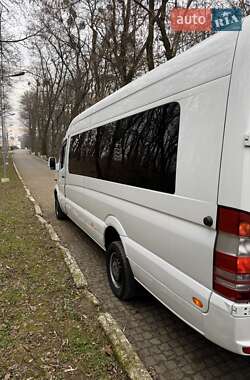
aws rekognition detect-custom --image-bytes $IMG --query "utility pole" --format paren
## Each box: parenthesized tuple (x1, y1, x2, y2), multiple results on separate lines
(0, 5, 9, 183)
(0, 2, 24, 183)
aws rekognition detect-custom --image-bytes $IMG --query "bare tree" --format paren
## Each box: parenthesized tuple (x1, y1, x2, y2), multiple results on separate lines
(21, 0, 247, 156)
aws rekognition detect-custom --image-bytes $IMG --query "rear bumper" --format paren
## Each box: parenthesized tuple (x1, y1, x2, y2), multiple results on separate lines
(204, 292, 250, 355)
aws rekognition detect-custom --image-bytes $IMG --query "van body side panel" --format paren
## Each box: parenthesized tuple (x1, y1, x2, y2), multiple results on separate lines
(219, 17, 250, 212)
(176, 77, 230, 203)
(61, 26, 242, 351)
(66, 76, 232, 315)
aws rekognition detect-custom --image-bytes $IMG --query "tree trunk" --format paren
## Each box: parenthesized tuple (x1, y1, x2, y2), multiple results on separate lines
(146, 0, 155, 71)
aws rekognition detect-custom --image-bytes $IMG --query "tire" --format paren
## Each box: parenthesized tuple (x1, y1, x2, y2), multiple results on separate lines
(55, 195, 67, 220)
(106, 241, 136, 300)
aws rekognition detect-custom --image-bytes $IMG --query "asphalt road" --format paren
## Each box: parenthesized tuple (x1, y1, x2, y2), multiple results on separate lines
(14, 150, 250, 380)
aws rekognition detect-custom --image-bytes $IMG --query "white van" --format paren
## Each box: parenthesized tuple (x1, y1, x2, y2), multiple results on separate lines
(49, 17, 250, 355)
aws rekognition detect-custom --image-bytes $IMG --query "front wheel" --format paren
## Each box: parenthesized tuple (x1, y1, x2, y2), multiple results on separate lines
(55, 195, 67, 220)
(106, 241, 136, 300)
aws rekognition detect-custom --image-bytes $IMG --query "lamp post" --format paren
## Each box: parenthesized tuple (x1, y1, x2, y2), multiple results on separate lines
(0, 70, 25, 183)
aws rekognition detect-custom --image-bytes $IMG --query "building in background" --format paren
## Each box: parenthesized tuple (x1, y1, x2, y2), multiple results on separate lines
(7, 126, 21, 148)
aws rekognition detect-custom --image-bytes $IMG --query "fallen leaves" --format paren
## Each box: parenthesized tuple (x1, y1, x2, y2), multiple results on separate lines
(103, 344, 113, 356)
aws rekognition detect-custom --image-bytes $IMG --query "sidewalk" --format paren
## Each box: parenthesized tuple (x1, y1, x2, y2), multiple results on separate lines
(0, 157, 126, 379)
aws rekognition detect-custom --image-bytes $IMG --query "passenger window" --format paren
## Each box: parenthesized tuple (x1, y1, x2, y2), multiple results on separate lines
(69, 102, 180, 194)
(60, 141, 67, 169)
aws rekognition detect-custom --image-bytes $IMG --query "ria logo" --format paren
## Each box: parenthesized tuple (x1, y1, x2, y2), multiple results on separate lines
(170, 8, 242, 32)
(212, 8, 242, 31)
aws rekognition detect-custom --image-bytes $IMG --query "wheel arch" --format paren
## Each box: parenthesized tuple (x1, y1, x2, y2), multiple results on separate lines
(54, 185, 59, 199)
(104, 216, 127, 250)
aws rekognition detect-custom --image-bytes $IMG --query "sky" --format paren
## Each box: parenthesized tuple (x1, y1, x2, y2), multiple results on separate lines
(8, 75, 30, 140)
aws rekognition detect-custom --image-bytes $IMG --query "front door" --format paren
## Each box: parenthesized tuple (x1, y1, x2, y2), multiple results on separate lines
(58, 140, 67, 210)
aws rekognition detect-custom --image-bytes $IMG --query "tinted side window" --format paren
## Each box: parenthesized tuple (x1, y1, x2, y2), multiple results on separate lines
(69, 102, 180, 194)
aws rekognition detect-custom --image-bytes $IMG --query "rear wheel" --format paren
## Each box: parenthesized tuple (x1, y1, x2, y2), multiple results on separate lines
(55, 195, 67, 220)
(106, 241, 136, 300)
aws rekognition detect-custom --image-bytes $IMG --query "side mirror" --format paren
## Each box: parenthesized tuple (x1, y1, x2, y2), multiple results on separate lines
(48, 157, 56, 170)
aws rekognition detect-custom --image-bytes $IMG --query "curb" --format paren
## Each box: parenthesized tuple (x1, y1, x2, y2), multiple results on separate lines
(13, 161, 88, 286)
(99, 313, 152, 380)
(57, 243, 88, 288)
(33, 153, 48, 164)
(13, 160, 152, 380)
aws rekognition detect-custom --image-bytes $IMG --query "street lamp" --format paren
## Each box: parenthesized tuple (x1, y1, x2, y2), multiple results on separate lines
(6, 71, 25, 78)
(0, 112, 15, 116)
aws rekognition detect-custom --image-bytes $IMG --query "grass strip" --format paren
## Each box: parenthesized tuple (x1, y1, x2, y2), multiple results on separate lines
(0, 154, 126, 380)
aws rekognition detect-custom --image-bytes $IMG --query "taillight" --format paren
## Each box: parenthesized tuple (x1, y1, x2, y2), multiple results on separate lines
(213, 206, 250, 302)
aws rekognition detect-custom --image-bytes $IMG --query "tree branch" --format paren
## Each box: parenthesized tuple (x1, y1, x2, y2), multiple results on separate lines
(1, 29, 42, 43)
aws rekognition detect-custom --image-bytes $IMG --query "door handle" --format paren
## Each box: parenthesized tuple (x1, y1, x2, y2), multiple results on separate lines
(62, 175, 65, 178)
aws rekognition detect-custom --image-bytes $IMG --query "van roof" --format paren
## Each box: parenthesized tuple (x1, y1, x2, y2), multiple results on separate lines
(67, 25, 241, 136)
